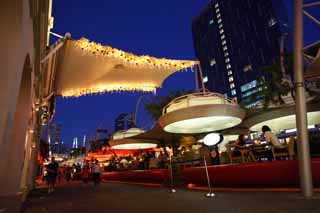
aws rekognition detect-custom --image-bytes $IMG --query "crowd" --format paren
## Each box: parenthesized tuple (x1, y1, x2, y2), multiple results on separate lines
(44, 157, 102, 194)
(104, 151, 169, 171)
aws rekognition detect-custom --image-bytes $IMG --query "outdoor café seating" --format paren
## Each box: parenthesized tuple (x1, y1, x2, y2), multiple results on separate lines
(271, 139, 295, 160)
(227, 141, 295, 163)
(226, 145, 246, 163)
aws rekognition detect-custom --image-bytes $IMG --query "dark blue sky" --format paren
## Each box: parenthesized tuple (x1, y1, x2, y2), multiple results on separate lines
(51, 0, 320, 148)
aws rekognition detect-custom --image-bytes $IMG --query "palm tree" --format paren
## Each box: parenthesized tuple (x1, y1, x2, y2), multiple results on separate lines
(241, 53, 294, 109)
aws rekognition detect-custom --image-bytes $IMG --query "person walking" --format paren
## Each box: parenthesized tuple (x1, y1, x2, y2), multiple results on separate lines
(82, 161, 90, 184)
(46, 157, 59, 194)
(92, 160, 101, 186)
(65, 166, 72, 182)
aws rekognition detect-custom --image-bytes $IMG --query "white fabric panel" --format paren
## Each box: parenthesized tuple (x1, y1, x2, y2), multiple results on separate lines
(55, 39, 195, 97)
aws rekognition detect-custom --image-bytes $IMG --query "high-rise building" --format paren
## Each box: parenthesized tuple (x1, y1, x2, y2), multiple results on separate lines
(48, 123, 62, 153)
(114, 113, 135, 132)
(192, 0, 290, 107)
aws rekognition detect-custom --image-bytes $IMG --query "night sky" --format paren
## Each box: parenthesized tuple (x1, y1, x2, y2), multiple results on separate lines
(51, 0, 320, 148)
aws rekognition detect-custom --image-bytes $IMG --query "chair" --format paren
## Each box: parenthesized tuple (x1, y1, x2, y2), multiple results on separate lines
(149, 157, 159, 169)
(252, 144, 272, 161)
(288, 137, 296, 160)
(271, 144, 290, 160)
(226, 144, 245, 163)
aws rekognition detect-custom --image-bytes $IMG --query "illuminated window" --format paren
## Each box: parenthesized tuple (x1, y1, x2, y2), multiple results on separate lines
(218, 23, 223, 29)
(215, 3, 219, 8)
(231, 89, 237, 96)
(221, 34, 225, 40)
(222, 40, 226, 45)
(216, 8, 220, 13)
(217, 13, 221, 18)
(227, 70, 232, 76)
(219, 29, 224, 34)
(210, 58, 216, 66)
(230, 83, 235, 89)
(209, 19, 214, 25)
(225, 58, 230, 63)
(229, 76, 234, 82)
(243, 64, 252, 72)
(218, 18, 222, 24)
(223, 46, 228, 51)
(226, 64, 231, 69)
(224, 52, 229, 57)
(241, 80, 257, 92)
(203, 76, 208, 83)
(268, 17, 277, 27)
(242, 87, 263, 98)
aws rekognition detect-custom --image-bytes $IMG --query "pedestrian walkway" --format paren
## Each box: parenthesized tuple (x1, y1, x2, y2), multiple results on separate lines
(23, 182, 320, 213)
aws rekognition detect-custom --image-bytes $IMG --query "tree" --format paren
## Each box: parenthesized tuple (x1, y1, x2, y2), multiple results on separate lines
(241, 53, 294, 109)
(144, 89, 193, 120)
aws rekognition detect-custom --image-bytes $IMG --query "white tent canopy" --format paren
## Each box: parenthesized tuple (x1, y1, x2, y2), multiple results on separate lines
(55, 38, 197, 97)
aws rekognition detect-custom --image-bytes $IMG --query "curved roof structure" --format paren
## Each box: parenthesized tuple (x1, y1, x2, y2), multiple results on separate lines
(55, 38, 197, 97)
(243, 102, 320, 132)
(158, 92, 246, 134)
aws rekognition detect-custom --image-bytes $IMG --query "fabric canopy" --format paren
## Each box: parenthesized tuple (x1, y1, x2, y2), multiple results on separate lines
(55, 38, 197, 97)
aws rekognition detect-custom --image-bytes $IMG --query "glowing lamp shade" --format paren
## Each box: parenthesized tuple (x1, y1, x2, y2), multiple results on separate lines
(204, 133, 222, 146)
(159, 92, 245, 134)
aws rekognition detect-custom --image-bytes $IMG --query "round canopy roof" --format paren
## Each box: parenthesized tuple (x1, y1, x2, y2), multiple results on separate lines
(158, 92, 246, 134)
(243, 103, 320, 132)
(110, 128, 157, 150)
(109, 138, 158, 150)
(112, 128, 145, 140)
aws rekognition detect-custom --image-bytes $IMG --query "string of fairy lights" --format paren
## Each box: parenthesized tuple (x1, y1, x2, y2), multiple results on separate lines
(59, 38, 198, 97)
(75, 37, 197, 70)
(61, 84, 157, 97)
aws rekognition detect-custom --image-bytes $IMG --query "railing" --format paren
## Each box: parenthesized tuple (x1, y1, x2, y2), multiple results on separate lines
(162, 92, 238, 115)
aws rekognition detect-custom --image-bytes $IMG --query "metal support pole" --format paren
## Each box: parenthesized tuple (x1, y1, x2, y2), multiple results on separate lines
(303, 1, 320, 8)
(169, 155, 176, 193)
(203, 156, 215, 197)
(197, 64, 206, 95)
(293, 0, 313, 197)
(194, 65, 199, 92)
(303, 10, 320, 26)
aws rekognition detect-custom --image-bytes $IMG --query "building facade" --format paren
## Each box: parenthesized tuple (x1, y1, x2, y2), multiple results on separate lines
(192, 0, 289, 107)
(0, 0, 53, 210)
(48, 123, 62, 153)
(114, 113, 135, 132)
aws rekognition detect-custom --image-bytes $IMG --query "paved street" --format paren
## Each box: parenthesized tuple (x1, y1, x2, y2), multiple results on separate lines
(22, 182, 320, 213)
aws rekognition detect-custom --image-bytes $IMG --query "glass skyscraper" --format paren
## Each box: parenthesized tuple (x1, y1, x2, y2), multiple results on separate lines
(192, 0, 290, 107)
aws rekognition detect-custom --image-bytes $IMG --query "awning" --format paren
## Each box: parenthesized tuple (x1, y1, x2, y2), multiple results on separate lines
(55, 38, 197, 97)
(243, 102, 320, 132)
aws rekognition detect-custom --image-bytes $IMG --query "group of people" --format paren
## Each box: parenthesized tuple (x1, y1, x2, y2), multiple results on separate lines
(105, 151, 168, 171)
(80, 160, 102, 186)
(228, 125, 290, 162)
(45, 157, 102, 194)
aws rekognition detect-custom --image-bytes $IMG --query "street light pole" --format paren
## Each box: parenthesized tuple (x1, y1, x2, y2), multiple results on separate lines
(293, 0, 313, 197)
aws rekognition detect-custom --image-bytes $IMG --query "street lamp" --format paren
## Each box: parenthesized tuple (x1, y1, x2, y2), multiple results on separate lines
(202, 133, 223, 197)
